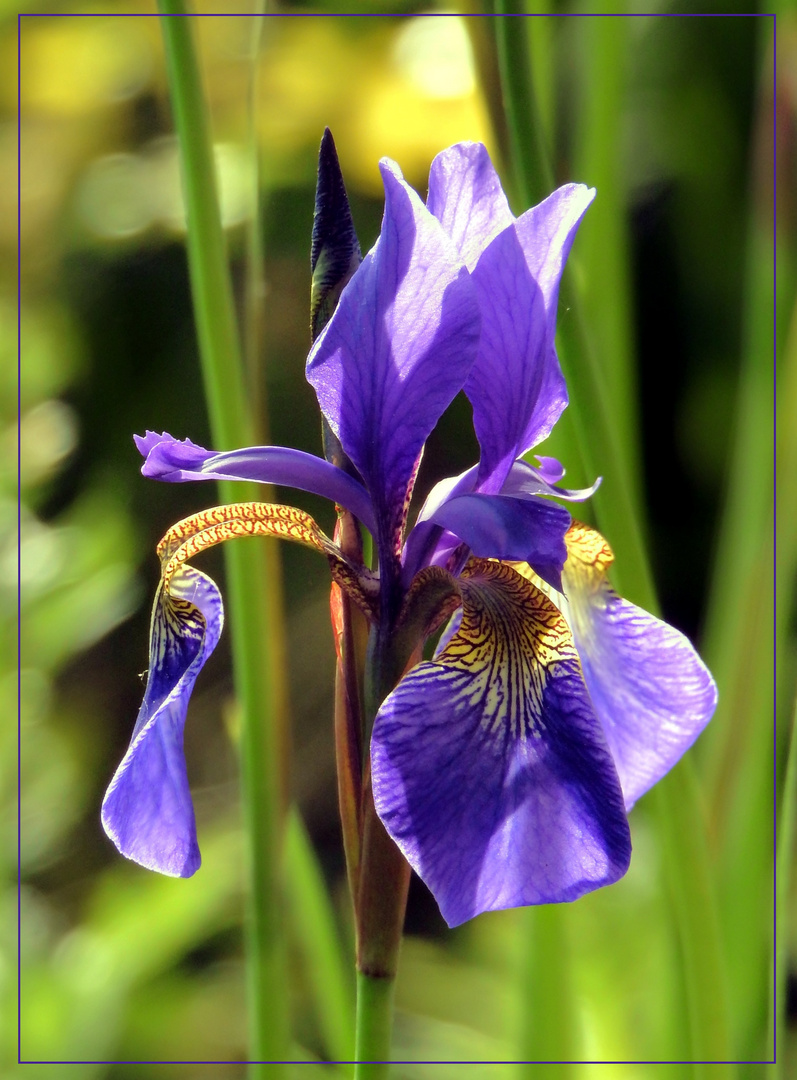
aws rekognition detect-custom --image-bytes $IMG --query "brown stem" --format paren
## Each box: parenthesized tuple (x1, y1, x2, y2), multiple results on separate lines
(331, 510, 369, 905)
(355, 773, 412, 979)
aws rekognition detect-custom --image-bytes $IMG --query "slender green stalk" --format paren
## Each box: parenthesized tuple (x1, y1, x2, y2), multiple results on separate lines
(284, 810, 355, 1063)
(777, 292, 797, 717)
(695, 22, 778, 1061)
(523, 2, 554, 150)
(490, 11, 731, 1072)
(157, 4, 288, 1072)
(701, 169, 777, 813)
(493, 1, 553, 207)
(770, 9, 797, 1066)
(654, 763, 731, 1071)
(517, 905, 576, 1075)
(770, 696, 797, 1076)
(767, 276, 797, 1078)
(354, 971, 396, 1080)
(571, 6, 643, 510)
(244, 2, 270, 439)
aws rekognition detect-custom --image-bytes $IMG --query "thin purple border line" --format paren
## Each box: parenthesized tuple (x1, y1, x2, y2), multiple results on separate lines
(17, 6, 777, 1071)
(17, 9, 23, 1071)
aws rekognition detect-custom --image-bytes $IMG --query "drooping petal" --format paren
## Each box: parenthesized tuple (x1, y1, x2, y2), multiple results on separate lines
(134, 432, 377, 535)
(371, 559, 631, 927)
(101, 566, 223, 877)
(466, 184, 596, 493)
(425, 492, 571, 591)
(306, 158, 481, 562)
(157, 501, 379, 621)
(426, 142, 514, 272)
(561, 523, 717, 809)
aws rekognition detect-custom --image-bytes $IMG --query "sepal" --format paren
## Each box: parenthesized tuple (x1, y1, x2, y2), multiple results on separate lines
(562, 522, 718, 808)
(101, 566, 223, 876)
(371, 558, 631, 926)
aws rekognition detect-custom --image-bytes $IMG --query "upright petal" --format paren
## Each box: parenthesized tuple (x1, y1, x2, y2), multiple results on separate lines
(426, 142, 514, 272)
(306, 159, 481, 561)
(562, 523, 717, 808)
(466, 185, 595, 493)
(371, 559, 631, 927)
(101, 566, 223, 877)
(135, 432, 377, 535)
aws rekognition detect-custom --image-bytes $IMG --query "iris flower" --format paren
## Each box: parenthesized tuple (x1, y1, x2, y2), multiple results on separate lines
(102, 141, 716, 927)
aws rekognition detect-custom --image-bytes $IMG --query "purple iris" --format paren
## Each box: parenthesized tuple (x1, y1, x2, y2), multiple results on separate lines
(102, 142, 716, 926)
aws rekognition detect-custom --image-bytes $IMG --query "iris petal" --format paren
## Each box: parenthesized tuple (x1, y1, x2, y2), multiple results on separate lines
(371, 559, 631, 927)
(501, 460, 601, 503)
(466, 184, 595, 493)
(306, 158, 480, 562)
(135, 432, 376, 535)
(562, 523, 717, 809)
(101, 566, 223, 877)
(157, 501, 379, 621)
(425, 492, 571, 591)
(427, 141, 514, 272)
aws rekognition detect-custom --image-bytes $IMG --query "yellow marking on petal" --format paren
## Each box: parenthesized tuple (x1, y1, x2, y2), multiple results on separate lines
(151, 572, 206, 666)
(440, 558, 575, 742)
(507, 521, 614, 616)
(564, 520, 614, 575)
(157, 502, 379, 620)
(559, 522, 620, 652)
(158, 502, 338, 589)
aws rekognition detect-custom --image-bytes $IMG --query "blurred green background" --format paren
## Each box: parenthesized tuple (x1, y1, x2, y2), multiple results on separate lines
(12, 2, 792, 1076)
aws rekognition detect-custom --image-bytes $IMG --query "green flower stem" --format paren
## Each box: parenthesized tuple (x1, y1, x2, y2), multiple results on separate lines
(157, 4, 288, 1072)
(352, 789, 409, 1078)
(354, 968, 398, 1080)
(285, 809, 355, 1063)
(517, 904, 576, 1074)
(492, 12, 730, 1072)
